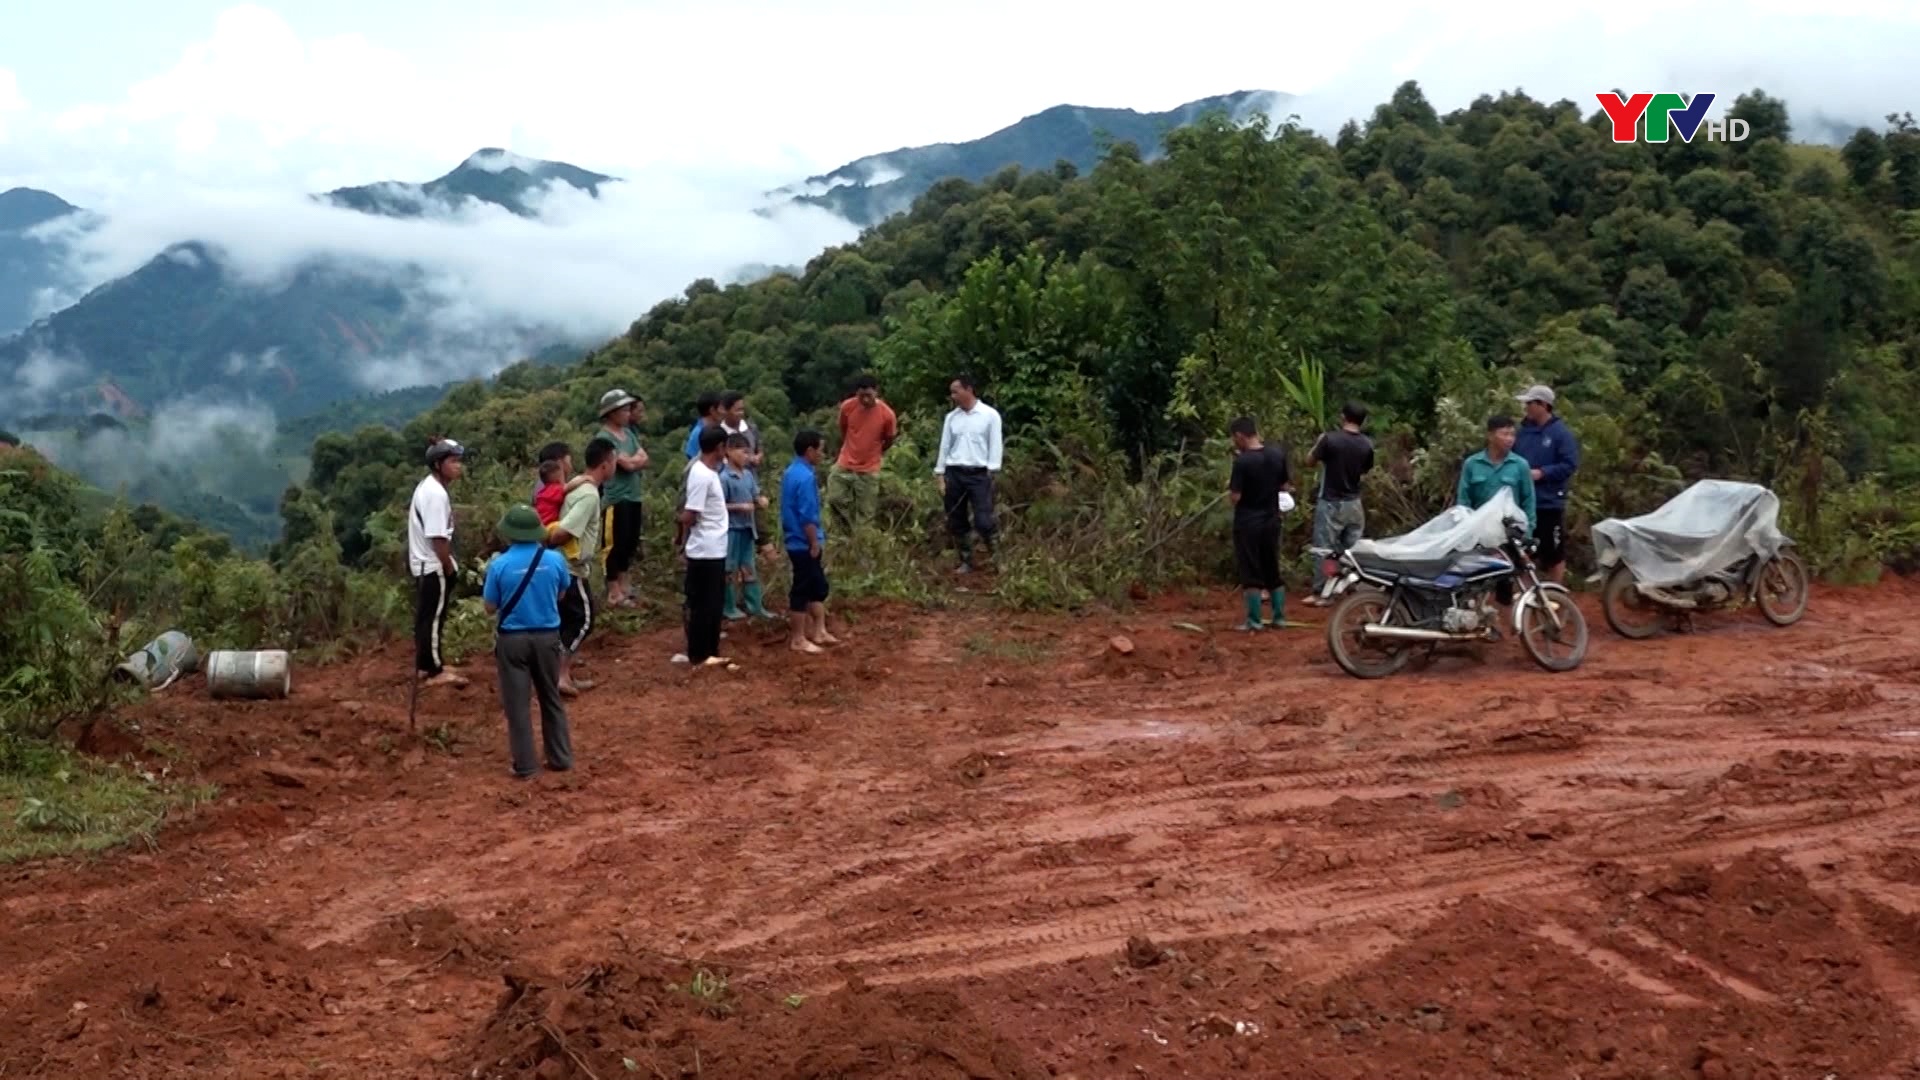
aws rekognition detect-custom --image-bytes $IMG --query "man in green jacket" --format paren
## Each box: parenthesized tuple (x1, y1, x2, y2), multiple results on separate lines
(1457, 414, 1537, 537)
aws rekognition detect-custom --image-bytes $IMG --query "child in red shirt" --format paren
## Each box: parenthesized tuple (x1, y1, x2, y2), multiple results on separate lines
(534, 459, 567, 525)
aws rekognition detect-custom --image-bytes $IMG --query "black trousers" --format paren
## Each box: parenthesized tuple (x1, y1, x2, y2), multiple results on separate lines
(1233, 518, 1283, 591)
(943, 467, 997, 546)
(413, 572, 452, 675)
(683, 557, 727, 662)
(606, 501, 643, 578)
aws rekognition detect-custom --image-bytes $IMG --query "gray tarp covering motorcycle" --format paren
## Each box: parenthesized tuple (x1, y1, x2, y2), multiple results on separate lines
(1320, 489, 1590, 678)
(1591, 479, 1810, 638)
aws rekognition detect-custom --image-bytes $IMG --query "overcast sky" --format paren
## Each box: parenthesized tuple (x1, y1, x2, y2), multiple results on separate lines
(5, 0, 1919, 206)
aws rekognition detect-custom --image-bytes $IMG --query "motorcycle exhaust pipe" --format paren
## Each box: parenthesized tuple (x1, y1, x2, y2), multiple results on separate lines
(1361, 624, 1460, 642)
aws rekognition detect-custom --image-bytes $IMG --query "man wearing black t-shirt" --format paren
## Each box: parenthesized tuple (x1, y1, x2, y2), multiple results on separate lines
(1304, 401, 1376, 605)
(1227, 416, 1293, 631)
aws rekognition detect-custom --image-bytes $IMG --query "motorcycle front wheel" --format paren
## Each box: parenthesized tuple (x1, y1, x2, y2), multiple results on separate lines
(1600, 564, 1665, 640)
(1326, 588, 1413, 680)
(1518, 585, 1589, 672)
(1756, 551, 1811, 626)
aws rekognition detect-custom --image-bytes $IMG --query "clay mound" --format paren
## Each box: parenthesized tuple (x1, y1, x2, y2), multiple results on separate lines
(468, 959, 1046, 1080)
(367, 904, 507, 968)
(5, 909, 334, 1077)
(1710, 749, 1917, 804)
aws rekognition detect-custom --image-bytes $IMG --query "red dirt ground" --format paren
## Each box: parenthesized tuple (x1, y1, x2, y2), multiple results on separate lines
(8, 580, 1920, 1078)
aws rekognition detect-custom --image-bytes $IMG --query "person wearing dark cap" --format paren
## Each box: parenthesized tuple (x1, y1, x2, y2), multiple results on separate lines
(1513, 384, 1580, 584)
(483, 505, 575, 779)
(408, 436, 468, 689)
(595, 389, 649, 608)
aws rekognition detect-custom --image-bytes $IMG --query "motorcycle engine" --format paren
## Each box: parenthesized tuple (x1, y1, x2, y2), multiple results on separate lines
(1442, 605, 1482, 633)
(1699, 579, 1732, 605)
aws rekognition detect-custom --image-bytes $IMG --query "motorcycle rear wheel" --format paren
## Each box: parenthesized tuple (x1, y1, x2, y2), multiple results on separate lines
(1600, 564, 1665, 640)
(1326, 588, 1413, 680)
(1518, 585, 1589, 672)
(1756, 551, 1810, 626)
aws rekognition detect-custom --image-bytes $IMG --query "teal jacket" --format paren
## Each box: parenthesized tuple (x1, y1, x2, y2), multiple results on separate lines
(1457, 450, 1536, 536)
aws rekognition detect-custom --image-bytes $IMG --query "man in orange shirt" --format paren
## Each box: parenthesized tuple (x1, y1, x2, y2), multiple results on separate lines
(828, 374, 898, 536)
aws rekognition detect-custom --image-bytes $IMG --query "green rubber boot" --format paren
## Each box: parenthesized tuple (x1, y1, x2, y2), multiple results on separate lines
(722, 582, 744, 621)
(1241, 591, 1265, 631)
(1266, 587, 1287, 629)
(742, 581, 772, 619)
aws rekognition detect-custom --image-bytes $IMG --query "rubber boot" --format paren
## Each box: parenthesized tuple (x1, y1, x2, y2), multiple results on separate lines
(1241, 591, 1265, 631)
(1266, 587, 1287, 629)
(722, 582, 744, 621)
(743, 581, 771, 619)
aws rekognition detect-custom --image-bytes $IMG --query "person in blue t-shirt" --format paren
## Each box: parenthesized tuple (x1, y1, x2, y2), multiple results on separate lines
(683, 391, 723, 459)
(720, 433, 772, 620)
(780, 429, 840, 654)
(482, 505, 575, 779)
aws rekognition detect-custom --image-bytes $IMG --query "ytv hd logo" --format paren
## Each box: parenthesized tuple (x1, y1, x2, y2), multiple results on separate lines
(1595, 93, 1751, 144)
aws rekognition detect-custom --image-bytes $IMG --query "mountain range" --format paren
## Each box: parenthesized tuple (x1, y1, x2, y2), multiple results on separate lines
(776, 90, 1293, 227)
(0, 187, 87, 337)
(0, 88, 1296, 548)
(0, 150, 618, 425)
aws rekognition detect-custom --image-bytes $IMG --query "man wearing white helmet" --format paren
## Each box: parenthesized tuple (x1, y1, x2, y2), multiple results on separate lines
(409, 436, 468, 689)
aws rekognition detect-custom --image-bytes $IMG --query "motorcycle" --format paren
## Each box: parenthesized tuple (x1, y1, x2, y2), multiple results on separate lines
(1592, 480, 1809, 639)
(1320, 513, 1589, 680)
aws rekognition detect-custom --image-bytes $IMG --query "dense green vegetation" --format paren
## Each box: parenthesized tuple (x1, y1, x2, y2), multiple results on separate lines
(7, 82, 1920, 855)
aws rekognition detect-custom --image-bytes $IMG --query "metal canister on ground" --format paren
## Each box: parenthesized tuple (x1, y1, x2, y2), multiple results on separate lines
(205, 650, 292, 700)
(115, 631, 199, 690)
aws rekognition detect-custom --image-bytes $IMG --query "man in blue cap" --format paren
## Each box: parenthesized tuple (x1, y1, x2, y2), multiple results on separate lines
(484, 504, 574, 779)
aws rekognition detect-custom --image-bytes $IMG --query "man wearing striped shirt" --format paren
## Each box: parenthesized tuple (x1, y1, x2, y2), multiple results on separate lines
(933, 375, 1004, 574)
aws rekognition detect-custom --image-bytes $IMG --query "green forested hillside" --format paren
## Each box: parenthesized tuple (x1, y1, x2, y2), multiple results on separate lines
(296, 83, 1920, 590)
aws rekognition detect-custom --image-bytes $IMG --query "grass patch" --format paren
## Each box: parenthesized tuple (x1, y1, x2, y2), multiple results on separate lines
(0, 740, 216, 863)
(961, 633, 1053, 663)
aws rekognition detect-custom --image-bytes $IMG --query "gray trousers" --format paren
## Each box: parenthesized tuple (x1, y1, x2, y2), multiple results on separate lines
(494, 630, 572, 776)
(1311, 497, 1366, 590)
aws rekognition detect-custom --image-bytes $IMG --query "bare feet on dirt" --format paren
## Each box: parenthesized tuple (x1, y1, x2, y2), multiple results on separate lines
(791, 638, 825, 654)
(421, 671, 468, 689)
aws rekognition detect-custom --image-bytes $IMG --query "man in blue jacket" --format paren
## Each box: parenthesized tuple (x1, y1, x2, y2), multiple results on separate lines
(1513, 385, 1580, 584)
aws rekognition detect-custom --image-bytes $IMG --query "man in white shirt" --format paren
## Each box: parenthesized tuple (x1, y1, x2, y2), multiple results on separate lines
(409, 438, 468, 688)
(674, 425, 733, 666)
(933, 375, 1004, 574)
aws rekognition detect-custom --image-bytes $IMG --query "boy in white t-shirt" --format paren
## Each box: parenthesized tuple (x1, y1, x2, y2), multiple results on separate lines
(409, 438, 469, 687)
(673, 425, 733, 667)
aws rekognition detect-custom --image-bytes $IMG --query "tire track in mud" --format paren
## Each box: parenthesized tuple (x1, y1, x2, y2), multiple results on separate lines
(706, 727, 1920, 958)
(734, 792, 1920, 988)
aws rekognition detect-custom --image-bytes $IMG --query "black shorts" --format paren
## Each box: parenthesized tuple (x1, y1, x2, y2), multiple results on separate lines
(1535, 507, 1567, 569)
(1232, 518, 1283, 591)
(787, 549, 830, 609)
(559, 573, 594, 653)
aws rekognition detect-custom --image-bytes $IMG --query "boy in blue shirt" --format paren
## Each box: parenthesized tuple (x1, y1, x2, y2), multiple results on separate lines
(721, 433, 773, 620)
(483, 504, 575, 779)
(683, 392, 723, 459)
(780, 429, 840, 654)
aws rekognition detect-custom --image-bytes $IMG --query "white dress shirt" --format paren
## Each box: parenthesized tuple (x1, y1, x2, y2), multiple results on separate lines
(934, 402, 1003, 474)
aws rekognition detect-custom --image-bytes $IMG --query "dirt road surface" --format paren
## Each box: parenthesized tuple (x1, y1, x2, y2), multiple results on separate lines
(7, 581, 1920, 1078)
